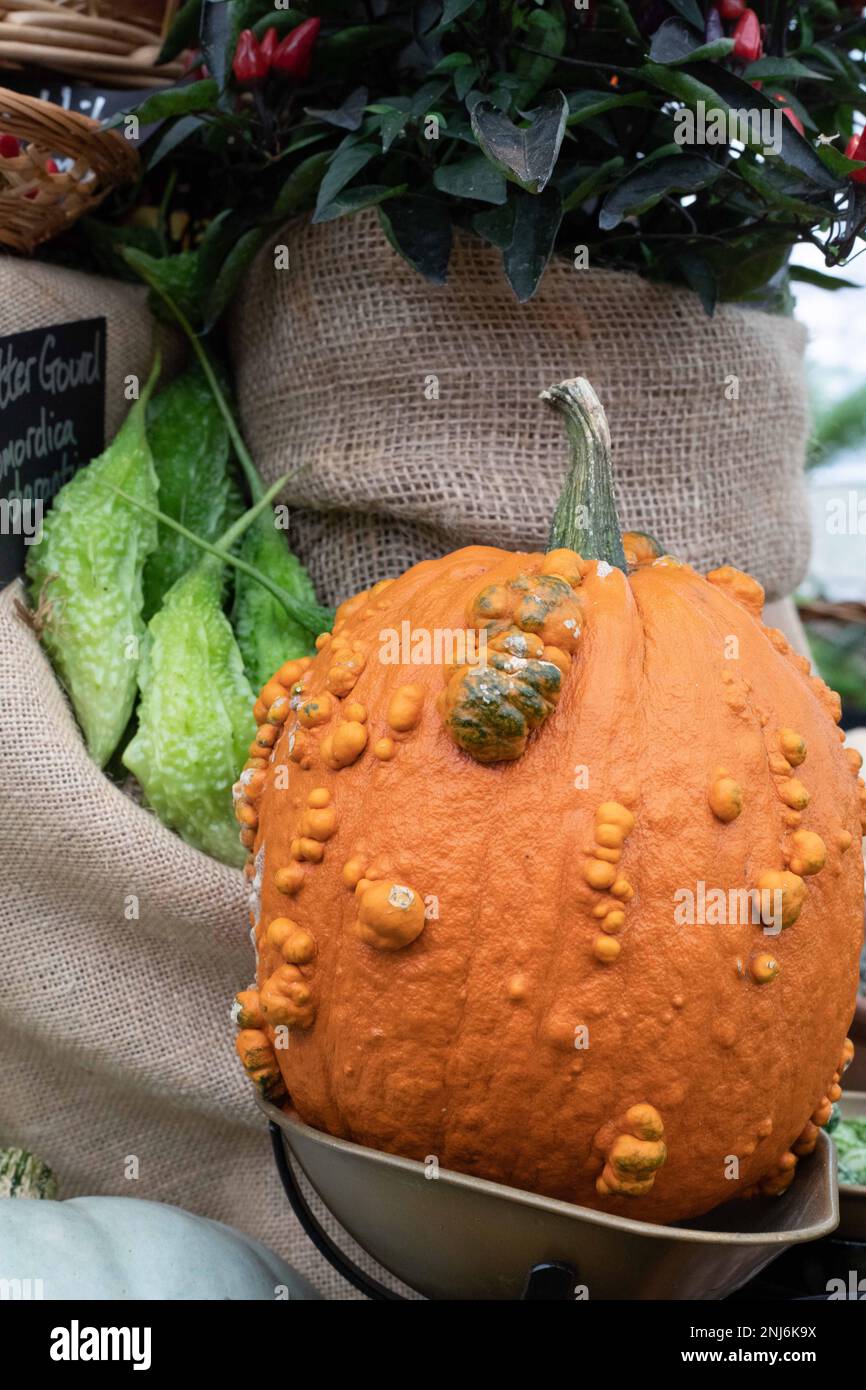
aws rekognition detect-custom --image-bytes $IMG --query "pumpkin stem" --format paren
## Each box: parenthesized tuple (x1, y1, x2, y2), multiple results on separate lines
(541, 377, 627, 571)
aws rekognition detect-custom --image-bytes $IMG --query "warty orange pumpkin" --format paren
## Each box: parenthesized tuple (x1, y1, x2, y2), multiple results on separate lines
(232, 379, 864, 1225)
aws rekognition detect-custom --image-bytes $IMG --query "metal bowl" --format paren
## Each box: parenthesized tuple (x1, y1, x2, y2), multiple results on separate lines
(260, 1099, 839, 1300)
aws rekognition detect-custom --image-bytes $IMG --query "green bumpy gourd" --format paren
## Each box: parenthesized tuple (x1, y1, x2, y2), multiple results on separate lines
(232, 514, 318, 689)
(142, 362, 240, 619)
(25, 364, 160, 767)
(123, 562, 255, 868)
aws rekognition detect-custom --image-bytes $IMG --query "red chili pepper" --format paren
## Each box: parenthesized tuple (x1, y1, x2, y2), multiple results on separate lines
(0, 133, 20, 158)
(260, 26, 279, 67)
(771, 94, 804, 136)
(846, 132, 866, 183)
(717, 0, 745, 19)
(232, 29, 268, 84)
(733, 9, 762, 62)
(271, 17, 320, 79)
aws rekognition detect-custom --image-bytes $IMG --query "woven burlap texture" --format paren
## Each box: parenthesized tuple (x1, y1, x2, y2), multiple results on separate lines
(0, 257, 182, 433)
(0, 582, 418, 1300)
(231, 211, 810, 605)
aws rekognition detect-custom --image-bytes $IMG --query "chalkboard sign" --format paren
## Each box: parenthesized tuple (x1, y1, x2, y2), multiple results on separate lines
(0, 317, 106, 587)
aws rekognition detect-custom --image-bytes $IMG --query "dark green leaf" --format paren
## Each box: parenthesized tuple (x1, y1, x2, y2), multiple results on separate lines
(369, 101, 411, 152)
(104, 79, 218, 130)
(471, 91, 568, 194)
(663, 0, 705, 31)
(649, 17, 733, 66)
(313, 184, 405, 224)
(146, 114, 205, 170)
(502, 187, 563, 302)
(409, 80, 450, 118)
(316, 25, 405, 78)
(432, 52, 474, 72)
(561, 155, 625, 212)
(810, 142, 865, 179)
(566, 91, 656, 127)
(252, 9, 305, 40)
(433, 153, 507, 204)
(454, 64, 478, 101)
(273, 151, 330, 218)
(378, 195, 452, 284)
(796, 42, 850, 78)
(201, 0, 233, 91)
(432, 0, 478, 35)
(472, 202, 515, 249)
(277, 130, 331, 157)
(744, 56, 830, 83)
(305, 87, 368, 131)
(202, 227, 266, 331)
(231, 0, 276, 34)
(789, 265, 861, 291)
(313, 142, 378, 219)
(599, 154, 724, 229)
(736, 159, 831, 218)
(465, 86, 512, 115)
(606, 0, 644, 44)
(677, 251, 717, 316)
(513, 8, 566, 109)
(124, 246, 202, 327)
(192, 207, 235, 287)
(712, 242, 795, 303)
(158, 0, 202, 64)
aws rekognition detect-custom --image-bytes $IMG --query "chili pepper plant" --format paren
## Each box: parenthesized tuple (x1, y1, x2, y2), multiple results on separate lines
(76, 0, 866, 314)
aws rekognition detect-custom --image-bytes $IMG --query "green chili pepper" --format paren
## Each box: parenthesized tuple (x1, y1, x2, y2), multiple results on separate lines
(121, 477, 290, 868)
(25, 360, 161, 767)
(232, 515, 318, 689)
(142, 362, 239, 619)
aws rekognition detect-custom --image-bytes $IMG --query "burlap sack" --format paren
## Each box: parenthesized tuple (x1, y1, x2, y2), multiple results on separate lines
(231, 211, 810, 605)
(0, 257, 183, 433)
(0, 581, 416, 1300)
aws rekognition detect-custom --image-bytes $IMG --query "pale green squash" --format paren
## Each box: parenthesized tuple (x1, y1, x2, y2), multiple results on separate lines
(0, 1149, 317, 1301)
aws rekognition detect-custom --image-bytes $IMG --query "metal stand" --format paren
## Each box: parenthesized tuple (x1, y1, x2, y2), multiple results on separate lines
(269, 1122, 577, 1301)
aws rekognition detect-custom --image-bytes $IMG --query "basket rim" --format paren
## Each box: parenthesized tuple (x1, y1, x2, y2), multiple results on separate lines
(0, 84, 139, 252)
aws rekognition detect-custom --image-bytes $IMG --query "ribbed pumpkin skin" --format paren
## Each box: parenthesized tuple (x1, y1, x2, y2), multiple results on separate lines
(247, 546, 863, 1224)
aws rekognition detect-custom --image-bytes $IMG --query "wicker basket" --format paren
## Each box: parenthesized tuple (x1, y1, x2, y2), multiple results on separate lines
(0, 1, 184, 88)
(0, 85, 138, 251)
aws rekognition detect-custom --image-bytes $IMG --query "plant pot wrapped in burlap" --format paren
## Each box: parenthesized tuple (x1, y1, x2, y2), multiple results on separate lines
(0, 581, 412, 1300)
(230, 211, 810, 607)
